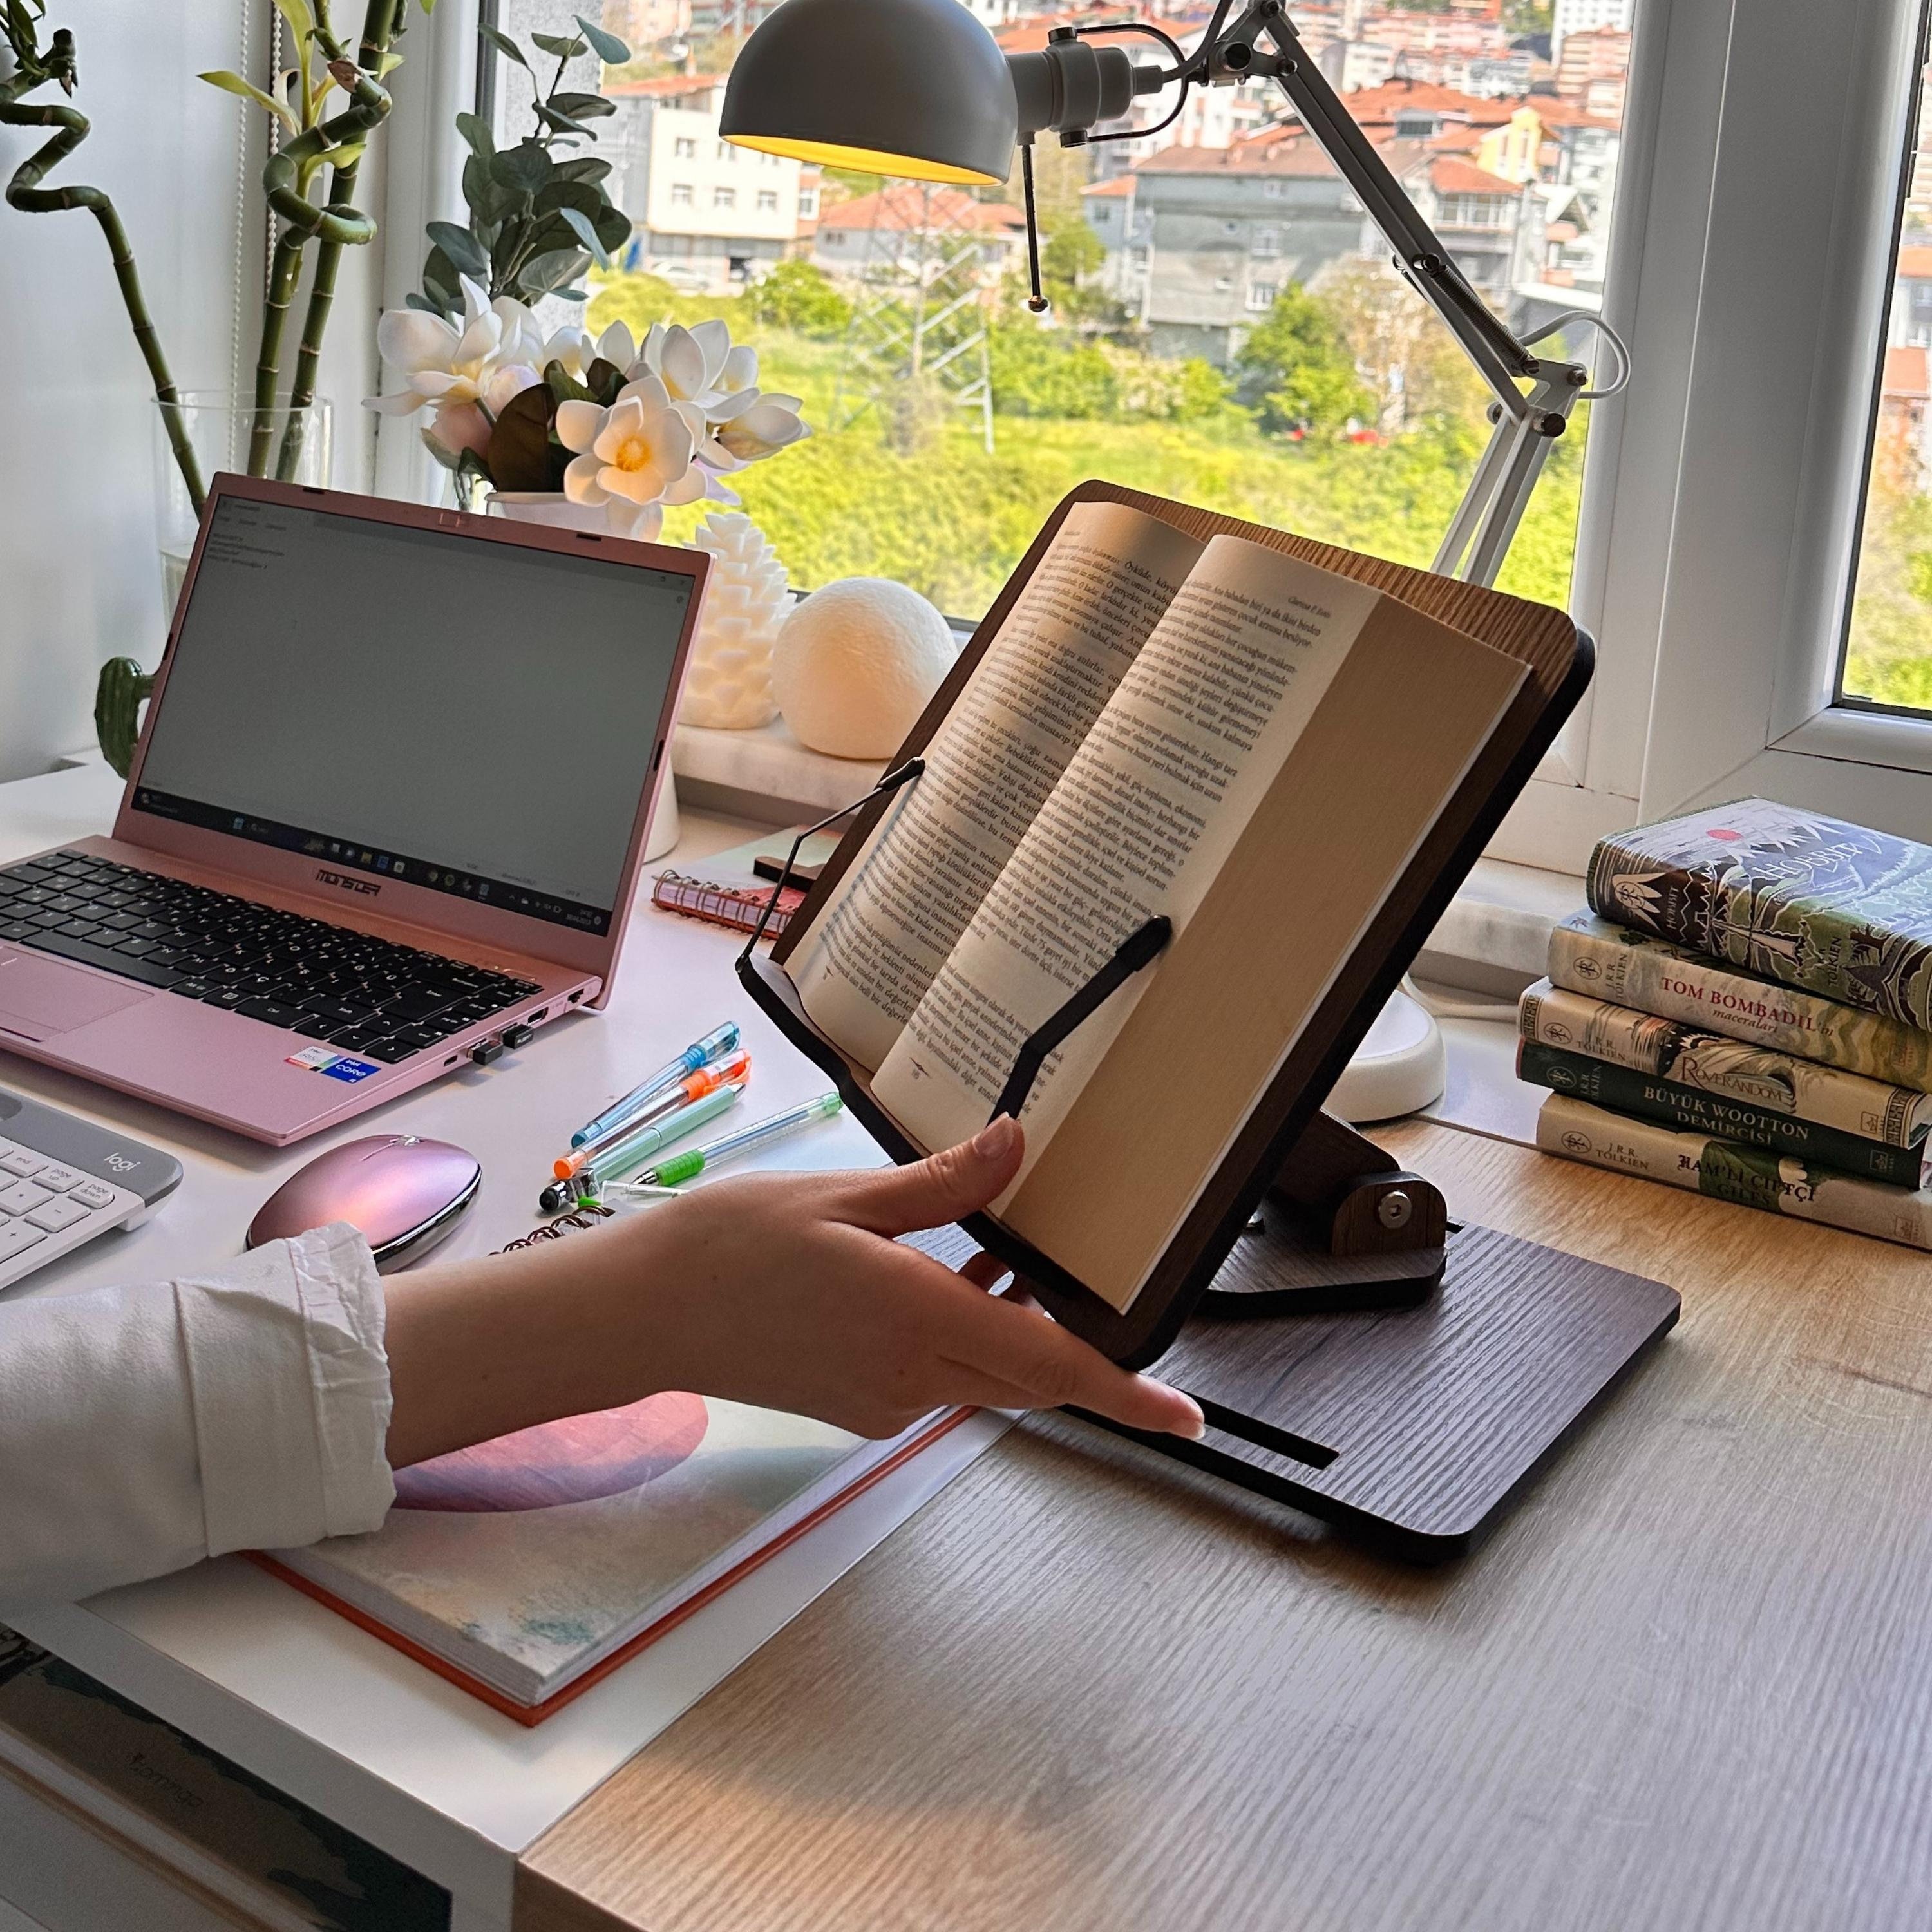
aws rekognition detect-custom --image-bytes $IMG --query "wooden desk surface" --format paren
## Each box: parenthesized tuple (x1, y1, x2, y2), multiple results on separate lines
(516, 1121, 1932, 1932)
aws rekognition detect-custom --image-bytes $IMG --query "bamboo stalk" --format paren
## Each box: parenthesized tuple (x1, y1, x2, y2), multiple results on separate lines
(1, 50, 205, 513)
(276, 0, 404, 480)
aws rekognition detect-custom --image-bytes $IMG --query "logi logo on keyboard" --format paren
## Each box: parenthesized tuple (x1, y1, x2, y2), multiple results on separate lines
(315, 869, 381, 896)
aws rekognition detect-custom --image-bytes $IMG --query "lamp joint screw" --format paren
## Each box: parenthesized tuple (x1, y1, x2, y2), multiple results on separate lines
(1048, 23, 1076, 40)
(1223, 40, 1252, 68)
(1540, 412, 1567, 437)
(1027, 296, 1050, 313)
(1378, 1190, 1413, 1231)
(1060, 129, 1087, 146)
(1522, 355, 1540, 377)
(1415, 252, 1443, 276)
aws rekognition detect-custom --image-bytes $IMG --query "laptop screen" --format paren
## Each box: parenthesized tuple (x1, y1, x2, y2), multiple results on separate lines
(132, 493, 696, 936)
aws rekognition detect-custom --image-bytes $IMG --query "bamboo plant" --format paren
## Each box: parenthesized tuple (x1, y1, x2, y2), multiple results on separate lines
(1, 0, 429, 774)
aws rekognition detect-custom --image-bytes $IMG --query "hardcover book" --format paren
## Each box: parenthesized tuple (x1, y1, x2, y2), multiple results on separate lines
(1518, 979, 1932, 1148)
(1546, 912, 1932, 1091)
(775, 498, 1528, 1314)
(1516, 1041, 1924, 1184)
(1537, 1093, 1932, 1250)
(1586, 800, 1932, 1031)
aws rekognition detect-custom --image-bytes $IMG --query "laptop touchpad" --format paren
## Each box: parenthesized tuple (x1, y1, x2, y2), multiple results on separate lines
(0, 952, 152, 1040)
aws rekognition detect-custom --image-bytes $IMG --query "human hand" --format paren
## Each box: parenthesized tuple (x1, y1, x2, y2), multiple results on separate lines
(383, 1115, 1203, 1471)
(624, 1114, 1206, 1441)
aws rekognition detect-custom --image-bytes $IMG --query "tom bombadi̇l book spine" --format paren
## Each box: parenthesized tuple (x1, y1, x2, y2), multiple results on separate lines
(1517, 980, 1931, 1182)
(1535, 1094, 1932, 1251)
(1547, 913, 1932, 1093)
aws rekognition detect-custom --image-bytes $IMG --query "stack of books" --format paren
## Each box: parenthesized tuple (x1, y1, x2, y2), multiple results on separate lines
(1519, 799, 1932, 1248)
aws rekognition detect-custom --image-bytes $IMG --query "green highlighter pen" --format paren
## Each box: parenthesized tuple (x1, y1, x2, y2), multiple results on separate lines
(629, 1092, 843, 1189)
(577, 1081, 746, 1189)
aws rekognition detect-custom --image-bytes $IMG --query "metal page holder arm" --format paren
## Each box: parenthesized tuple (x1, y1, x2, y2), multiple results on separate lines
(1008, 3, 1627, 588)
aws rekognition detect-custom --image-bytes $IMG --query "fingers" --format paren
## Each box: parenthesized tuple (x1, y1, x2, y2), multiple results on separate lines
(933, 1291, 1206, 1440)
(840, 1115, 1025, 1236)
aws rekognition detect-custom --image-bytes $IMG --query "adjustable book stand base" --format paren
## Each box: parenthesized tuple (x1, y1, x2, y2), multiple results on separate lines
(1075, 1107, 1680, 1564)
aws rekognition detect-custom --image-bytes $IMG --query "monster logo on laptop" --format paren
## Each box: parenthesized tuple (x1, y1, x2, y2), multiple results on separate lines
(0, 476, 706, 1144)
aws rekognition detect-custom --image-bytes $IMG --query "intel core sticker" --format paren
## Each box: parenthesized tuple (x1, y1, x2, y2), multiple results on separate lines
(285, 1046, 380, 1083)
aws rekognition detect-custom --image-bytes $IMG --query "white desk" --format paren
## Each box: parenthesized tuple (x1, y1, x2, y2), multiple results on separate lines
(0, 764, 1005, 1931)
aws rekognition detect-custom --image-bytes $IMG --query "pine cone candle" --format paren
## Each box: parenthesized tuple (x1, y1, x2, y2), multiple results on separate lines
(679, 513, 791, 730)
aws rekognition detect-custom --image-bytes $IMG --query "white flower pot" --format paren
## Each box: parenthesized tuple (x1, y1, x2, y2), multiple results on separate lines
(484, 492, 681, 861)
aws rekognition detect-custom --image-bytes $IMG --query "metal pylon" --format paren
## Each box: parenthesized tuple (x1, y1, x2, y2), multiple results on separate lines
(831, 184, 996, 454)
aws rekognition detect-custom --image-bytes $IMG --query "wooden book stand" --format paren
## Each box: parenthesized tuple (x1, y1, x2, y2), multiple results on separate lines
(742, 484, 1678, 1562)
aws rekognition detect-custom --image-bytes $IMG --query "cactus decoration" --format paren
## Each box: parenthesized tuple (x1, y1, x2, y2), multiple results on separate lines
(1, 0, 430, 775)
(680, 515, 793, 730)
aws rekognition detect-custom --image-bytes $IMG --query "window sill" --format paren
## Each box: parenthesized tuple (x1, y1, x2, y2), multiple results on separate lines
(674, 721, 1584, 996)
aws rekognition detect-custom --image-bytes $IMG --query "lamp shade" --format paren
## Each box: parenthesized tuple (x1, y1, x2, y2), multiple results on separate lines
(721, 0, 1018, 185)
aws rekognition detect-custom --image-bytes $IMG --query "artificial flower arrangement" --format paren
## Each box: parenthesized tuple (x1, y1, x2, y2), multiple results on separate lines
(368, 287, 810, 536)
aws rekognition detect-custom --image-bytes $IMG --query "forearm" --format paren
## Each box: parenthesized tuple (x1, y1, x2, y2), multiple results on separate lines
(380, 1209, 685, 1470)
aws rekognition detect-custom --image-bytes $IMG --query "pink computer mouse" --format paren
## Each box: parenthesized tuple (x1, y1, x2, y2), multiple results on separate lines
(247, 1135, 481, 1272)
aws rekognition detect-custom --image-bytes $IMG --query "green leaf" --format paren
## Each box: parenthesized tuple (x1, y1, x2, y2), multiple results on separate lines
(543, 358, 596, 403)
(553, 286, 589, 302)
(198, 68, 298, 134)
(556, 204, 611, 269)
(536, 105, 595, 139)
(455, 110, 495, 158)
(531, 30, 589, 56)
(586, 357, 625, 405)
(592, 201, 630, 250)
(523, 247, 592, 297)
(490, 140, 551, 194)
(427, 220, 489, 277)
(478, 23, 527, 66)
(486, 383, 559, 492)
(553, 156, 612, 185)
(404, 290, 444, 312)
(377, 50, 404, 77)
(575, 15, 630, 62)
(270, 0, 316, 50)
(549, 91, 614, 117)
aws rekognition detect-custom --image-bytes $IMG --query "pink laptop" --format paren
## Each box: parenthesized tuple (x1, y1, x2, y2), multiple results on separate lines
(0, 474, 707, 1145)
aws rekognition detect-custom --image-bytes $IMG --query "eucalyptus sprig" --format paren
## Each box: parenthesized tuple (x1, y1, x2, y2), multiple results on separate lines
(412, 13, 632, 318)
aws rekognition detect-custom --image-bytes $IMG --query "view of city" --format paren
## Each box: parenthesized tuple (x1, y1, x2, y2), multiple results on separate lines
(482, 0, 1629, 622)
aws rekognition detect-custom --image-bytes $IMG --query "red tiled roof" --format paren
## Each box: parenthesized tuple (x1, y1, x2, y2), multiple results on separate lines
(1522, 92, 1620, 129)
(1340, 79, 1513, 126)
(1885, 345, 1930, 400)
(603, 73, 724, 97)
(1899, 245, 1932, 281)
(817, 184, 1027, 235)
(1082, 175, 1136, 197)
(1429, 155, 1522, 196)
(1130, 138, 1342, 177)
(994, 9, 1135, 52)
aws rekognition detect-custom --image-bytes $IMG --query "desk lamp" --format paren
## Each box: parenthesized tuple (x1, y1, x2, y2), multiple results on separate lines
(723, 0, 1628, 587)
(723, 0, 1627, 1117)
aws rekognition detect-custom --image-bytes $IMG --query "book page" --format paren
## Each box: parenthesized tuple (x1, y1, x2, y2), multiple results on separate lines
(784, 501, 1204, 1070)
(870, 534, 1382, 1173)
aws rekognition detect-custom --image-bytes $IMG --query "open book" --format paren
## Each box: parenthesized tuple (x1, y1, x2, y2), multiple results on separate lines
(779, 499, 1530, 1314)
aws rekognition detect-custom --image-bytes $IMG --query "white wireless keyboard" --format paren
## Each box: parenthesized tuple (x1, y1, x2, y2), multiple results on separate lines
(0, 1090, 182, 1291)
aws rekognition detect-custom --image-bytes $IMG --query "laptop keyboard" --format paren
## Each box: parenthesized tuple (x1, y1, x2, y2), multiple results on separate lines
(0, 850, 542, 1065)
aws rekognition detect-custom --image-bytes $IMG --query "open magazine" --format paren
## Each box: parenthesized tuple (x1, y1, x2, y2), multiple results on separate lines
(779, 499, 1528, 1312)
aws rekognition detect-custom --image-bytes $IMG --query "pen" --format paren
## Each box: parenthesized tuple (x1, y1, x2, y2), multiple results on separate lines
(553, 1048, 751, 1177)
(577, 1081, 745, 1190)
(623, 1092, 844, 1190)
(571, 1023, 740, 1148)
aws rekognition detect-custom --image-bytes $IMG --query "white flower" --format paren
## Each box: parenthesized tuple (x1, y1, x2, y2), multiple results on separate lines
(714, 393, 810, 463)
(636, 319, 735, 412)
(555, 374, 708, 514)
(365, 276, 540, 419)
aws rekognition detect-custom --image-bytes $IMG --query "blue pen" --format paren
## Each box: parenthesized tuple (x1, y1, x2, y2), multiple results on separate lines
(571, 1023, 741, 1148)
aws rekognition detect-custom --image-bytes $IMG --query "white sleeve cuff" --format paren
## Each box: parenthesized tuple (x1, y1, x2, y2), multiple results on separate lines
(174, 1222, 395, 1557)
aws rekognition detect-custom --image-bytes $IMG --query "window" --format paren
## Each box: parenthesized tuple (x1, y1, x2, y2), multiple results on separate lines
(674, 135, 697, 158)
(757, 189, 779, 213)
(715, 140, 732, 161)
(1251, 225, 1280, 257)
(714, 186, 736, 210)
(670, 182, 692, 206)
(1245, 281, 1276, 311)
(1263, 180, 1285, 200)
(1215, 274, 1235, 292)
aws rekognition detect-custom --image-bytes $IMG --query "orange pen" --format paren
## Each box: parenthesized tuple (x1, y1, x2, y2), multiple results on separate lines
(552, 1047, 752, 1179)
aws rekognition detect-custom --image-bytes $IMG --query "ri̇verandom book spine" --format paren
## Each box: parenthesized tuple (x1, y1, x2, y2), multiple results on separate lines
(1518, 978, 1932, 1148)
(1517, 1041, 1924, 1184)
(1584, 798, 1932, 1030)
(1535, 1094, 1932, 1250)
(1546, 912, 1932, 1092)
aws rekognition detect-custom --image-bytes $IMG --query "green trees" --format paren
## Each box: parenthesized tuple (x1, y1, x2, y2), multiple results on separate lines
(746, 259, 853, 338)
(1233, 283, 1374, 436)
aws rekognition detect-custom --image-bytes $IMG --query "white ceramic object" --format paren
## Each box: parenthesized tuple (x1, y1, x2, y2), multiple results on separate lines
(679, 514, 791, 730)
(1326, 987, 1446, 1123)
(772, 578, 957, 759)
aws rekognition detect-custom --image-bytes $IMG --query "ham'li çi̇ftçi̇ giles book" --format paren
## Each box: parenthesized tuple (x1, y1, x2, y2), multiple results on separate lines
(1586, 800, 1932, 1031)
(779, 498, 1530, 1314)
(1536, 1093, 1932, 1251)
(1519, 980, 1932, 1150)
(1546, 913, 1932, 1092)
